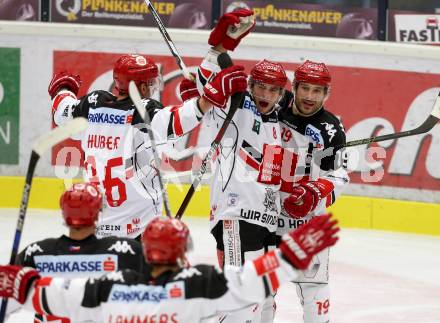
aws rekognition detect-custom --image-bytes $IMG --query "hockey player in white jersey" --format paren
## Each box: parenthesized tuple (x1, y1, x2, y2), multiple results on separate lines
(276, 60, 350, 323)
(190, 8, 292, 322)
(0, 215, 340, 323)
(49, 53, 247, 239)
(10, 183, 144, 323)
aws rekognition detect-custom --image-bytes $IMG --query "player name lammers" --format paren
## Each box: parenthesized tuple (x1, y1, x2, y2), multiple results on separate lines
(253, 5, 342, 24)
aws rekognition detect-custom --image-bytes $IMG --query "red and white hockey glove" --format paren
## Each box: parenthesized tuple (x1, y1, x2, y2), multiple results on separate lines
(179, 75, 199, 102)
(280, 214, 339, 270)
(202, 65, 247, 108)
(0, 265, 40, 304)
(283, 180, 334, 219)
(48, 71, 82, 99)
(208, 9, 256, 51)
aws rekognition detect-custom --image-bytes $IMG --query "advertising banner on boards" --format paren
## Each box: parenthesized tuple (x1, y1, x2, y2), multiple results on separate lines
(51, 50, 440, 193)
(51, 0, 212, 29)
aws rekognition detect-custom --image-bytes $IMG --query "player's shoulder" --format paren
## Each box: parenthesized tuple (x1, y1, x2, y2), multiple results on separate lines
(23, 237, 59, 254)
(99, 236, 142, 254)
(172, 265, 228, 299)
(132, 98, 164, 125)
(82, 269, 142, 307)
(316, 108, 346, 144)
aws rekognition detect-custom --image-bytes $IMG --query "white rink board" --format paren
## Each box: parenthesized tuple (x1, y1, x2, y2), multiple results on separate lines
(1, 209, 440, 323)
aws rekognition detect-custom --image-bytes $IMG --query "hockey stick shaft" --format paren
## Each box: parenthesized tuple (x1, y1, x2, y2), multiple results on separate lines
(144, 0, 194, 81)
(342, 91, 440, 149)
(128, 81, 172, 218)
(176, 53, 245, 219)
(0, 117, 87, 323)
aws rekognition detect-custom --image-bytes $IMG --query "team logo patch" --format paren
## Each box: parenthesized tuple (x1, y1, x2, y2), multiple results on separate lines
(263, 188, 278, 213)
(227, 193, 239, 206)
(252, 119, 261, 134)
(126, 217, 141, 236)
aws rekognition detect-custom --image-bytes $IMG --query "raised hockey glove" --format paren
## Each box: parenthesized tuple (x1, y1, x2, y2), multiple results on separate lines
(283, 180, 334, 219)
(280, 214, 339, 270)
(48, 71, 82, 99)
(208, 9, 256, 51)
(179, 74, 199, 102)
(0, 265, 40, 304)
(202, 65, 247, 108)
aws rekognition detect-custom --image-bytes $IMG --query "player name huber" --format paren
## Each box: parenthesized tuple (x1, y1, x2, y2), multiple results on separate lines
(87, 134, 120, 150)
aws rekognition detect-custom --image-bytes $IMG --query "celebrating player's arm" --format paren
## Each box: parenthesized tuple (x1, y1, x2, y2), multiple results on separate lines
(0, 215, 339, 322)
(276, 61, 349, 323)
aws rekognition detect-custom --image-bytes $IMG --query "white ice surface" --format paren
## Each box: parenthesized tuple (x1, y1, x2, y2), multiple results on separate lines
(1, 209, 440, 323)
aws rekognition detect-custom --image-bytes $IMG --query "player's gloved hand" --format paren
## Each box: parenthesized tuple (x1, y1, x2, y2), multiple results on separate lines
(280, 214, 339, 270)
(208, 9, 256, 51)
(283, 180, 334, 218)
(179, 74, 199, 102)
(0, 265, 40, 304)
(48, 71, 82, 99)
(202, 65, 247, 108)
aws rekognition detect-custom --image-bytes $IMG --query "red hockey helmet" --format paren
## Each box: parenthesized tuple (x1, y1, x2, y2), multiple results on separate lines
(250, 59, 288, 88)
(294, 60, 331, 87)
(142, 217, 191, 265)
(60, 183, 102, 228)
(113, 54, 160, 95)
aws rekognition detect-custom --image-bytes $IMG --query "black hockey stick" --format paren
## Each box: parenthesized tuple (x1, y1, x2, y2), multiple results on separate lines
(0, 118, 87, 323)
(144, 0, 194, 81)
(128, 81, 172, 218)
(176, 53, 245, 219)
(343, 91, 440, 149)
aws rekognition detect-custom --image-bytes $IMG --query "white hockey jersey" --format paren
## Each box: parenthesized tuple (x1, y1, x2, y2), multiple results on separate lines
(276, 93, 350, 236)
(22, 250, 298, 323)
(197, 51, 283, 233)
(52, 90, 203, 238)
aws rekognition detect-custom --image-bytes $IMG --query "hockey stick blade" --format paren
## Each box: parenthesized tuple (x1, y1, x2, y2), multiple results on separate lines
(0, 117, 88, 323)
(128, 81, 172, 218)
(144, 0, 194, 81)
(176, 53, 245, 219)
(33, 117, 88, 156)
(344, 91, 440, 148)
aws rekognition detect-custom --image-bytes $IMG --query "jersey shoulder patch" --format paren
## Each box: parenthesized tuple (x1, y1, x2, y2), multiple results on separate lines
(104, 237, 141, 255)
